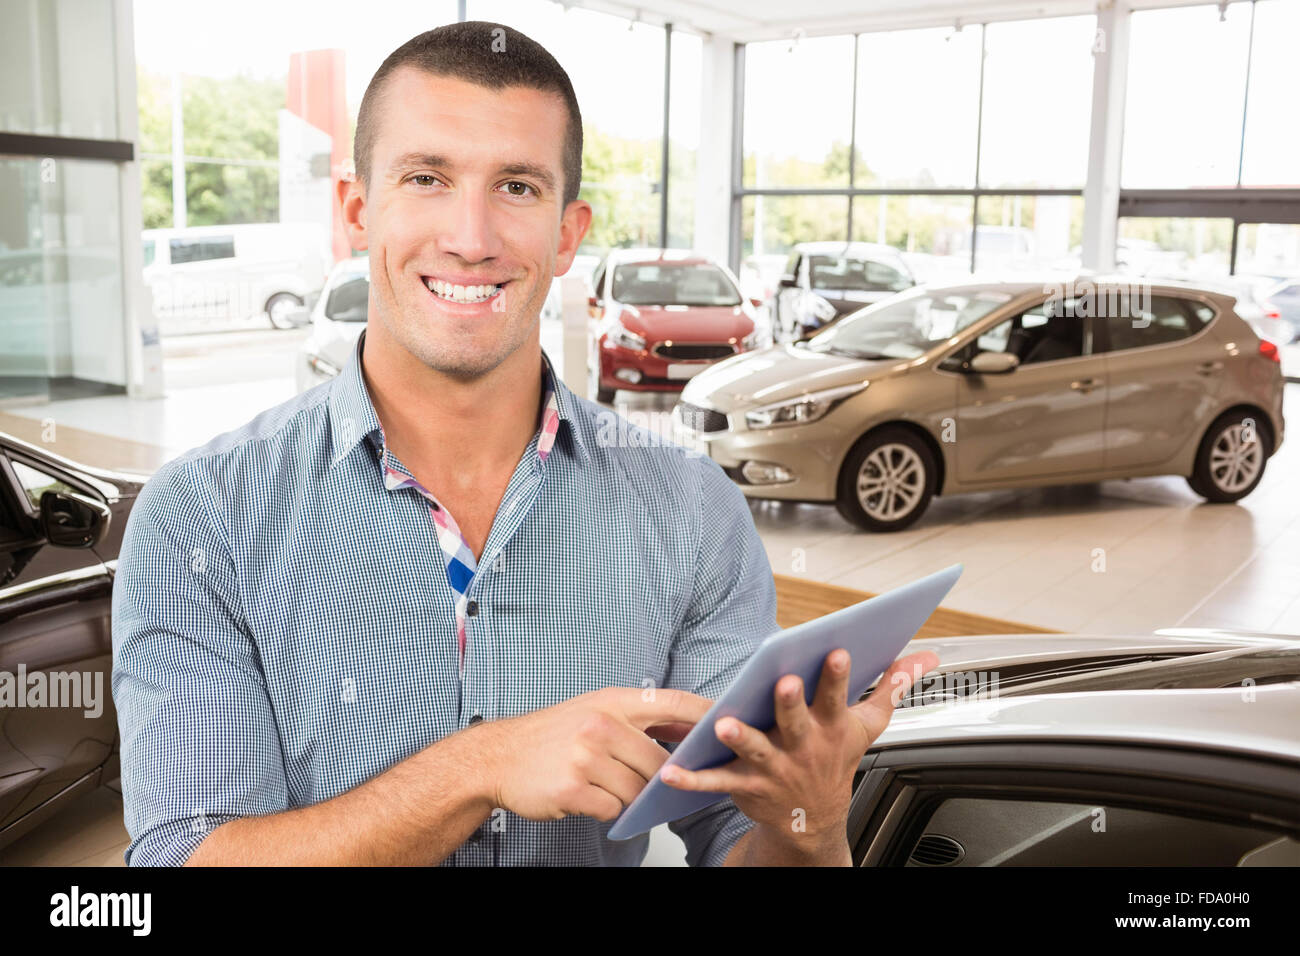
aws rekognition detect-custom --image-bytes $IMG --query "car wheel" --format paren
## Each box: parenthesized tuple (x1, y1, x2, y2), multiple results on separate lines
(1187, 411, 1271, 503)
(836, 427, 936, 532)
(266, 292, 303, 330)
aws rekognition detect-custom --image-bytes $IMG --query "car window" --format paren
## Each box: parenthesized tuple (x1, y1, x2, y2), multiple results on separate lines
(897, 796, 1290, 867)
(783, 251, 800, 279)
(324, 275, 369, 322)
(1106, 294, 1208, 351)
(611, 263, 741, 307)
(11, 460, 79, 511)
(955, 297, 1090, 367)
(169, 236, 235, 265)
(811, 288, 1012, 361)
(809, 256, 908, 293)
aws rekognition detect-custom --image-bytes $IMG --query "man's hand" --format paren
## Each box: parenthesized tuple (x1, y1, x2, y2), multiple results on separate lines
(660, 648, 940, 864)
(473, 687, 713, 823)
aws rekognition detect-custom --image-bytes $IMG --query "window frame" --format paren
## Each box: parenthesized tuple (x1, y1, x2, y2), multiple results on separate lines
(850, 741, 1300, 867)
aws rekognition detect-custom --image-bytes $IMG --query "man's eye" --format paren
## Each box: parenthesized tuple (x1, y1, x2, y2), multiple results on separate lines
(410, 175, 439, 187)
(501, 181, 536, 197)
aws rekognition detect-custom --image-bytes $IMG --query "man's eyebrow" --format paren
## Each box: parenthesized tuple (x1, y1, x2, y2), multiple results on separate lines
(387, 152, 557, 194)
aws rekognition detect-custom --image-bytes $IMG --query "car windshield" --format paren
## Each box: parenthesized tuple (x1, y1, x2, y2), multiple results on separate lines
(611, 262, 741, 306)
(809, 255, 908, 293)
(326, 274, 368, 322)
(806, 288, 1012, 360)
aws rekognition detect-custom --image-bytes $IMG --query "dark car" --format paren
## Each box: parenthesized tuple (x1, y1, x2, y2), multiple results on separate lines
(0, 432, 145, 852)
(771, 241, 915, 342)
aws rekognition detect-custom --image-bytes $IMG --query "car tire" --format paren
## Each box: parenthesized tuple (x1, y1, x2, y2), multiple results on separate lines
(1187, 411, 1271, 503)
(266, 292, 303, 330)
(835, 427, 936, 532)
(587, 350, 616, 403)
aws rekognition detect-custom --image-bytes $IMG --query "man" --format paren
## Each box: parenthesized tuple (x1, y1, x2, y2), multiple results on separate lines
(111, 21, 938, 867)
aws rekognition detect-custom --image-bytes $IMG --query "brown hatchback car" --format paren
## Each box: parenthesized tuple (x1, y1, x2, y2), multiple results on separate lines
(677, 276, 1287, 531)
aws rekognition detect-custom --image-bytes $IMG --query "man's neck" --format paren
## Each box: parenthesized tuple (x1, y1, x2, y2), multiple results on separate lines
(360, 327, 545, 492)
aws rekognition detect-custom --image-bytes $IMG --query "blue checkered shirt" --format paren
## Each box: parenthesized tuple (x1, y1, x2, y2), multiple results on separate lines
(110, 331, 779, 866)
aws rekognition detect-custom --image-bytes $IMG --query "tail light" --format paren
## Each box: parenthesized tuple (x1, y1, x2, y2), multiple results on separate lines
(1259, 339, 1280, 363)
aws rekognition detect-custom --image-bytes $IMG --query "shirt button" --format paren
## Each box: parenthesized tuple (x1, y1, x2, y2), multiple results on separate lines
(468, 714, 483, 725)
(467, 829, 483, 844)
(466, 599, 479, 616)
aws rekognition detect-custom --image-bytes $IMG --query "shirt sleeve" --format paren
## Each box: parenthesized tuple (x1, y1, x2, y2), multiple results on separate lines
(110, 458, 289, 866)
(663, 452, 780, 867)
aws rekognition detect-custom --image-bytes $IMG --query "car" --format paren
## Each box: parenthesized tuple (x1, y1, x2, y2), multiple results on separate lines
(675, 275, 1287, 532)
(1205, 274, 1299, 347)
(770, 241, 914, 342)
(143, 223, 331, 334)
(1262, 277, 1300, 343)
(294, 255, 371, 393)
(0, 431, 146, 853)
(588, 248, 766, 404)
(851, 628, 1300, 866)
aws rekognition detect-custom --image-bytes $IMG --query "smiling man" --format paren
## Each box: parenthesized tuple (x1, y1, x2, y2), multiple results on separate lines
(111, 20, 937, 867)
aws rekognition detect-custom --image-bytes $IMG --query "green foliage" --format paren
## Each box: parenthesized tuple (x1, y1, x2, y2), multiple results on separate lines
(137, 69, 284, 228)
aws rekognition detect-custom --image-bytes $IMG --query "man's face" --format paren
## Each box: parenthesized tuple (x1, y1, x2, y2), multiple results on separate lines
(341, 68, 590, 379)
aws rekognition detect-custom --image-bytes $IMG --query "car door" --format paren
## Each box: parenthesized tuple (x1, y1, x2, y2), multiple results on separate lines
(948, 297, 1107, 484)
(1098, 291, 1225, 471)
(850, 741, 1300, 866)
(0, 451, 117, 834)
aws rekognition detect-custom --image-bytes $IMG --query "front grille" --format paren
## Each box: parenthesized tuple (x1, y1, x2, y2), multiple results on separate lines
(654, 343, 736, 361)
(677, 402, 728, 433)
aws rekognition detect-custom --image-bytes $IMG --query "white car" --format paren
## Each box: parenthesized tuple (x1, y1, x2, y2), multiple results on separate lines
(295, 255, 370, 393)
(852, 628, 1300, 866)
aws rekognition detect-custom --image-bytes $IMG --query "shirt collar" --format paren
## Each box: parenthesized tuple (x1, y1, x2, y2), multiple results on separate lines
(327, 329, 590, 468)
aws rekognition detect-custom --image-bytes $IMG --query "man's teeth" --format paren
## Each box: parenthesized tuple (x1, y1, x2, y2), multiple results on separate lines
(424, 278, 503, 302)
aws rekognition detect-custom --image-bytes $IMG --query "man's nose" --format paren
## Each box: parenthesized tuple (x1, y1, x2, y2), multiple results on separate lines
(436, 188, 500, 263)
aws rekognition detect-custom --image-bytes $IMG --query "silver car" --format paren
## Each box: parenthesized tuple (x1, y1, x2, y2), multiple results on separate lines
(854, 628, 1300, 866)
(677, 276, 1287, 531)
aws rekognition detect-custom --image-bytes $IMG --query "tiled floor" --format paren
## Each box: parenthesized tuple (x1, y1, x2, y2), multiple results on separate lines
(3, 327, 1298, 866)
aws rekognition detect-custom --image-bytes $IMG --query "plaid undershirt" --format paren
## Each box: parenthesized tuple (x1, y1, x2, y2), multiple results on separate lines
(378, 364, 561, 670)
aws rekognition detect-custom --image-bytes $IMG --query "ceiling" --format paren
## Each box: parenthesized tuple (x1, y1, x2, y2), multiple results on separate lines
(573, 0, 1236, 41)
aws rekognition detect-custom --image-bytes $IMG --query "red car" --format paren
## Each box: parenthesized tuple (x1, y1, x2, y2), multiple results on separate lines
(587, 248, 767, 402)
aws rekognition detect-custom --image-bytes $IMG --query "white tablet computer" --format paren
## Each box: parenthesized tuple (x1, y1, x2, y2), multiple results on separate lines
(607, 562, 962, 841)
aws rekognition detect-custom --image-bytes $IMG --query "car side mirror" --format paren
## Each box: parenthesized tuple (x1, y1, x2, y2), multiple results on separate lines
(968, 351, 1020, 374)
(749, 297, 763, 308)
(778, 275, 797, 289)
(39, 490, 111, 549)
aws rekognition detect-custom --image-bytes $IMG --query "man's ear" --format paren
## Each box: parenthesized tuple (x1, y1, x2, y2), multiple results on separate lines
(337, 174, 369, 251)
(554, 199, 593, 275)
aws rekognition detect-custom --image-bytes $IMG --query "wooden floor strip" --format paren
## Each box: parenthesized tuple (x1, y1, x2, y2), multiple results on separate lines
(774, 573, 1058, 637)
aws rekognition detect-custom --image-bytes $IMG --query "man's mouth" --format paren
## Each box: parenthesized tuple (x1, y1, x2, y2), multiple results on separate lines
(422, 276, 506, 304)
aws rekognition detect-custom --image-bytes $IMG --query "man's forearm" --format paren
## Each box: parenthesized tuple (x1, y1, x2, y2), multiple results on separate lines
(724, 822, 853, 867)
(184, 726, 495, 865)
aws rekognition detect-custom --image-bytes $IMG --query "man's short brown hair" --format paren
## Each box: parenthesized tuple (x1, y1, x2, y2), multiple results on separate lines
(353, 21, 584, 208)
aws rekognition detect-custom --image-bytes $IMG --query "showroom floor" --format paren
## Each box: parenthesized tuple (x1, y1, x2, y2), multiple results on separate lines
(2, 326, 1298, 866)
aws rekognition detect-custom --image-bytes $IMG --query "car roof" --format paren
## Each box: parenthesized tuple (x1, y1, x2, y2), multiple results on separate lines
(909, 272, 1242, 304)
(793, 241, 907, 262)
(872, 680, 1300, 762)
(875, 630, 1300, 761)
(601, 247, 716, 267)
(899, 629, 1297, 672)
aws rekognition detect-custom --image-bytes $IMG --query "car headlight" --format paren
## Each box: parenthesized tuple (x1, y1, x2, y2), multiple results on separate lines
(307, 353, 341, 378)
(609, 320, 646, 351)
(744, 382, 867, 429)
